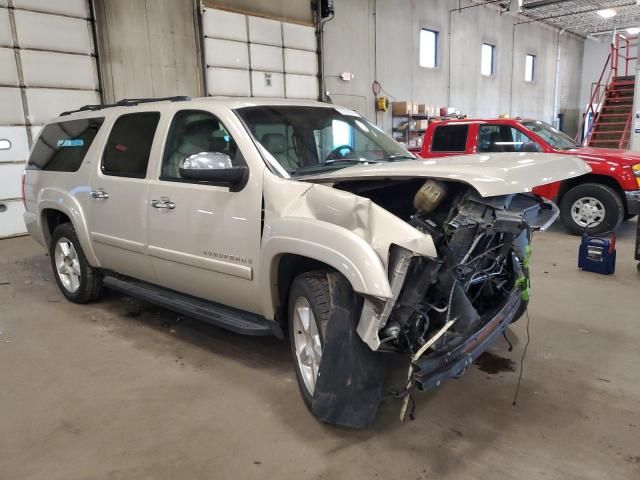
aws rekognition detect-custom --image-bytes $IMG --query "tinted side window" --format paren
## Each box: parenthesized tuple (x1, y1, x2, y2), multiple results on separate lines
(28, 118, 104, 171)
(161, 110, 239, 180)
(431, 125, 468, 152)
(102, 112, 160, 178)
(478, 125, 538, 153)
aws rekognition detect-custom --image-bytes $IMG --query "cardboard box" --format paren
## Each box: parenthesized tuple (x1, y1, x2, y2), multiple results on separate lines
(416, 104, 427, 115)
(415, 119, 430, 130)
(392, 101, 413, 115)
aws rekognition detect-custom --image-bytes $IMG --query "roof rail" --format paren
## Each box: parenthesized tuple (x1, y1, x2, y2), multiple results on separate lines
(60, 95, 191, 116)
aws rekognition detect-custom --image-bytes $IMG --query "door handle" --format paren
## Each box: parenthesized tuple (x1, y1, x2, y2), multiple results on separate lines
(151, 197, 176, 210)
(90, 188, 109, 199)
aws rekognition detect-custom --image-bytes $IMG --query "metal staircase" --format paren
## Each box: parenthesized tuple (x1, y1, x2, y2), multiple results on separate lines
(577, 33, 637, 149)
(589, 75, 634, 148)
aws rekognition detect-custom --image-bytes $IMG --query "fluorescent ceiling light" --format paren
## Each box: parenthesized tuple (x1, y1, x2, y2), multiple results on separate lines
(626, 27, 640, 34)
(597, 9, 616, 18)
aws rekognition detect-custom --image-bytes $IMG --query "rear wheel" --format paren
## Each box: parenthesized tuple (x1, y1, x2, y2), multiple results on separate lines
(288, 271, 331, 408)
(559, 183, 624, 235)
(50, 223, 102, 303)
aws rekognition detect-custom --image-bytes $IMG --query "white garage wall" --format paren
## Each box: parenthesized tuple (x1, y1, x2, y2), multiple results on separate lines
(0, 0, 100, 238)
(201, 6, 318, 99)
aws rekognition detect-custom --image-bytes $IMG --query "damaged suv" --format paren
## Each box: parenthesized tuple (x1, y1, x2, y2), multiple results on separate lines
(22, 97, 590, 428)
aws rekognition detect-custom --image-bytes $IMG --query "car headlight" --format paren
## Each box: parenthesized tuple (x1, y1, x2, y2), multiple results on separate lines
(633, 164, 640, 188)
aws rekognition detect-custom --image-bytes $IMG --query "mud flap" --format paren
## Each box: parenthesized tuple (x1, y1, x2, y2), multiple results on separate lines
(311, 274, 388, 428)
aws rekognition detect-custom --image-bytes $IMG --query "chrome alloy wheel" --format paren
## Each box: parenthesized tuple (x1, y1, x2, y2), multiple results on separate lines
(570, 196, 605, 228)
(292, 296, 322, 395)
(54, 237, 81, 293)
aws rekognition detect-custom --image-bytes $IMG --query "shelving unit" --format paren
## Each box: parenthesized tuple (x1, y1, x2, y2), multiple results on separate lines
(392, 112, 432, 152)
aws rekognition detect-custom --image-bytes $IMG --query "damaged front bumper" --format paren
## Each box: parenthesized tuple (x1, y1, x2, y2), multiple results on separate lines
(412, 288, 522, 391)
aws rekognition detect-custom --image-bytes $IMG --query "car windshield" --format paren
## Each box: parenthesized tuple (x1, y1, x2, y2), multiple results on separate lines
(521, 120, 578, 150)
(236, 105, 414, 176)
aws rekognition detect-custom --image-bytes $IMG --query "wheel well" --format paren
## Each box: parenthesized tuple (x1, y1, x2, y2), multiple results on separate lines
(275, 254, 334, 325)
(558, 174, 627, 212)
(42, 209, 71, 246)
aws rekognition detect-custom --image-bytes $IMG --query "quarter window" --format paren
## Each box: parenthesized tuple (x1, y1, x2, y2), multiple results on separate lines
(102, 112, 160, 178)
(161, 110, 239, 180)
(481, 43, 495, 76)
(28, 118, 104, 172)
(477, 125, 538, 153)
(419, 29, 439, 68)
(431, 125, 469, 152)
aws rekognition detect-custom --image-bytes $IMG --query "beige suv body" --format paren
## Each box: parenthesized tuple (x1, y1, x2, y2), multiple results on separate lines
(23, 97, 590, 427)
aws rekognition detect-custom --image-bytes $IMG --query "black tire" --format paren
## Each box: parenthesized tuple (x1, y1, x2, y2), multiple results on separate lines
(49, 223, 102, 303)
(559, 183, 624, 235)
(288, 270, 332, 409)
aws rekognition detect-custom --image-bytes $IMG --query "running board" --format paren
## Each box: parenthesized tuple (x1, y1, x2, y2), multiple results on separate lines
(103, 276, 276, 337)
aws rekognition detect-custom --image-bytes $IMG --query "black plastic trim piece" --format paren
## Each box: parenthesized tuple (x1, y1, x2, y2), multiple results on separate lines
(413, 290, 521, 391)
(60, 96, 191, 116)
(103, 275, 274, 336)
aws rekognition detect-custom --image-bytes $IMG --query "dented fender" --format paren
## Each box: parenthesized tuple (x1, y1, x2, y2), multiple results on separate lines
(260, 217, 392, 319)
(261, 174, 438, 321)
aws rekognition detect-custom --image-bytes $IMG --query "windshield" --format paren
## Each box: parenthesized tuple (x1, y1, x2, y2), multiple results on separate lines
(522, 120, 578, 150)
(236, 105, 414, 176)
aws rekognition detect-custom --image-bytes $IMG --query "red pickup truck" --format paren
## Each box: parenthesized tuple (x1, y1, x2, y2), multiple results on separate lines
(419, 118, 640, 234)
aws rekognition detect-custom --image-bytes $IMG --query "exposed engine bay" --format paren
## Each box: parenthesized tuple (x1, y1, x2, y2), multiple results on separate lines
(334, 178, 556, 355)
(309, 177, 558, 427)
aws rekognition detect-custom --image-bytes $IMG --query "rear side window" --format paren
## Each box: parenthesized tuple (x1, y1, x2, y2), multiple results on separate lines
(102, 112, 160, 178)
(28, 118, 104, 171)
(431, 125, 468, 152)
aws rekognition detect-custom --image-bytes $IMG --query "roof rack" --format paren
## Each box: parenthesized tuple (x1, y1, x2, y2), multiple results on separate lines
(60, 95, 191, 116)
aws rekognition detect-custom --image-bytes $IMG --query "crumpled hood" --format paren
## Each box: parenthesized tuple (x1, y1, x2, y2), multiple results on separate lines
(299, 152, 591, 197)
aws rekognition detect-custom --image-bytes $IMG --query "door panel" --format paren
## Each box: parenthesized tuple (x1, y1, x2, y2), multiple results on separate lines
(146, 109, 264, 314)
(88, 175, 154, 281)
(87, 112, 160, 281)
(146, 176, 263, 313)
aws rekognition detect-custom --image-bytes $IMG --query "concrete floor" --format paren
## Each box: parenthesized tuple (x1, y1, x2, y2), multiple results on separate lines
(0, 223, 639, 480)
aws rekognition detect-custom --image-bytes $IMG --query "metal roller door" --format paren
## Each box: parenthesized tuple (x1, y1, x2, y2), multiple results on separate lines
(0, 0, 100, 238)
(201, 5, 318, 100)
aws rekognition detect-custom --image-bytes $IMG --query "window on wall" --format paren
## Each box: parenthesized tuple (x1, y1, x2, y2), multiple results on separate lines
(481, 43, 495, 76)
(419, 29, 439, 68)
(525, 54, 536, 82)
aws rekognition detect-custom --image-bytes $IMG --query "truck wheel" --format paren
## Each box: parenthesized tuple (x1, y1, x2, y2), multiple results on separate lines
(49, 223, 102, 303)
(559, 183, 623, 235)
(288, 270, 331, 409)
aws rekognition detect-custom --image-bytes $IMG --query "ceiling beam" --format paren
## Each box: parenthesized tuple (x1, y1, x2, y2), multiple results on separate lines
(522, 0, 574, 9)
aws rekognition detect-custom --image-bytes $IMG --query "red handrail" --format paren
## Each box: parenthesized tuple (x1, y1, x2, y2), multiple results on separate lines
(575, 52, 612, 145)
(576, 33, 638, 146)
(620, 110, 632, 149)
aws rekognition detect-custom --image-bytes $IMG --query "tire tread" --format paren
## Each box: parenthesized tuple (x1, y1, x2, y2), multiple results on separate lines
(50, 223, 102, 303)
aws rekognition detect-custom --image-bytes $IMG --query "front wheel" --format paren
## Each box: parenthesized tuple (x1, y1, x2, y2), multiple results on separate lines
(50, 223, 102, 303)
(288, 271, 330, 408)
(559, 183, 624, 235)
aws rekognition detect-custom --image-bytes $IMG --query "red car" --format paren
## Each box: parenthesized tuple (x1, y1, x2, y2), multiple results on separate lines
(419, 118, 640, 234)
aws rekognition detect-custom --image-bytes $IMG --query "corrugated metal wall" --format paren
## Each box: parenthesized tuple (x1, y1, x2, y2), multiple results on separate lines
(0, 0, 100, 237)
(201, 5, 318, 99)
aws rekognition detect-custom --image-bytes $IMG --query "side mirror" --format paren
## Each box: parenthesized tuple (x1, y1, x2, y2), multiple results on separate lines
(179, 152, 247, 186)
